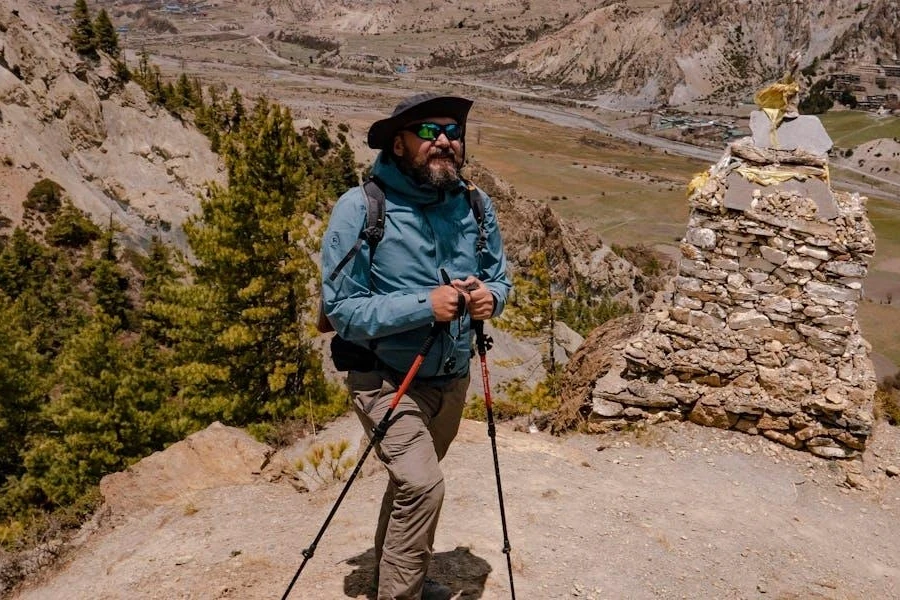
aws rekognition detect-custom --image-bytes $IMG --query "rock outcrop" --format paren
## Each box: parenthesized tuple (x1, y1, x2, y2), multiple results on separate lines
(0, 0, 221, 252)
(100, 422, 294, 516)
(561, 127, 877, 458)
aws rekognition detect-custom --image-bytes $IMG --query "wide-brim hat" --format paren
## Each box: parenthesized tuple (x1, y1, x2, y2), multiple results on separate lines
(367, 93, 474, 149)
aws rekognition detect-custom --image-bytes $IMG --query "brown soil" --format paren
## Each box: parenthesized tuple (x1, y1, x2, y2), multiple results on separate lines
(11, 413, 900, 600)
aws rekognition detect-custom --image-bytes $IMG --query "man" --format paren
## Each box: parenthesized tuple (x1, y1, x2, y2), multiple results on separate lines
(320, 93, 512, 599)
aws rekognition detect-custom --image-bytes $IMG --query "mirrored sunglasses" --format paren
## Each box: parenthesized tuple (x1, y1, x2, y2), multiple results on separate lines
(403, 122, 463, 141)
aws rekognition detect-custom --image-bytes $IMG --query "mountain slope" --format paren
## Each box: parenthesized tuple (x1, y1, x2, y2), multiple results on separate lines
(503, 0, 892, 107)
(0, 0, 221, 251)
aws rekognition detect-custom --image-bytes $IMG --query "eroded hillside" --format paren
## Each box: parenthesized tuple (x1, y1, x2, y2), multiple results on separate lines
(0, 0, 221, 251)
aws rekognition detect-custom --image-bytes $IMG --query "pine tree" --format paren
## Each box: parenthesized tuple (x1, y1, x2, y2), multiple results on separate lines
(497, 249, 553, 336)
(91, 256, 131, 329)
(134, 49, 152, 85)
(0, 296, 44, 486)
(70, 0, 96, 57)
(0, 228, 87, 354)
(331, 140, 359, 195)
(153, 98, 331, 426)
(175, 73, 195, 109)
(138, 236, 179, 341)
(92, 9, 119, 57)
(315, 124, 332, 155)
(12, 313, 173, 509)
(227, 87, 244, 132)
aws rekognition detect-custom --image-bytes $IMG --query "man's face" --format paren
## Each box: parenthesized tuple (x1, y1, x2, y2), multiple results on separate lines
(392, 116, 465, 190)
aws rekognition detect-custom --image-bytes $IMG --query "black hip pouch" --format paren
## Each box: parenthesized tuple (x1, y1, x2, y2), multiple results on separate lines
(330, 335, 379, 372)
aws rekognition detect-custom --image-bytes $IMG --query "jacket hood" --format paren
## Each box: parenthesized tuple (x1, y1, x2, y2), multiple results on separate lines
(371, 153, 466, 205)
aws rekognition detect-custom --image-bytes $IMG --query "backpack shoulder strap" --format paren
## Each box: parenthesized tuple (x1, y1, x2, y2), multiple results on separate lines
(362, 177, 386, 261)
(462, 179, 487, 254)
(327, 177, 387, 281)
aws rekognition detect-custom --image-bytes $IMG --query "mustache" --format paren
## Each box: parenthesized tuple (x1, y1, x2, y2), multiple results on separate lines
(428, 149, 457, 160)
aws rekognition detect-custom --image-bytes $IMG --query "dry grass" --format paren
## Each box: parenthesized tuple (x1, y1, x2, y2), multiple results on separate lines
(820, 111, 900, 149)
(858, 302, 900, 366)
(471, 107, 705, 247)
(875, 389, 900, 425)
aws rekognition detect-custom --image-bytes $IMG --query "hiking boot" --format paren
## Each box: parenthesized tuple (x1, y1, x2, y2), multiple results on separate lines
(422, 577, 453, 600)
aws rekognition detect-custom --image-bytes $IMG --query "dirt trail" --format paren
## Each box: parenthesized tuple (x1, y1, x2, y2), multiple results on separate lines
(12, 414, 900, 600)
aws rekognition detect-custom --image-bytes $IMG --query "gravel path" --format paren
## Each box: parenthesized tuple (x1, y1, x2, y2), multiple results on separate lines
(12, 415, 900, 600)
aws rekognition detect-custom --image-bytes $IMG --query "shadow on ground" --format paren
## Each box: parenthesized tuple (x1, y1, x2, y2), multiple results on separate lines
(343, 546, 492, 599)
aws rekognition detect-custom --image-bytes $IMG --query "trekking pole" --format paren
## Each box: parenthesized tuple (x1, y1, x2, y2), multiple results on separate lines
(280, 320, 445, 600)
(473, 319, 516, 600)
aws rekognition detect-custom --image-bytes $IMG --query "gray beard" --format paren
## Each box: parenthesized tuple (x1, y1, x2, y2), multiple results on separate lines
(412, 160, 461, 190)
(398, 152, 463, 191)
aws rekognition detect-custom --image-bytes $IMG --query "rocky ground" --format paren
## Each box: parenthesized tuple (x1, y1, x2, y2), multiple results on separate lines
(10, 411, 900, 600)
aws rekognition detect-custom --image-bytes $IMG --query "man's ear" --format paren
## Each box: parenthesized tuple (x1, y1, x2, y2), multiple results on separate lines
(392, 134, 404, 158)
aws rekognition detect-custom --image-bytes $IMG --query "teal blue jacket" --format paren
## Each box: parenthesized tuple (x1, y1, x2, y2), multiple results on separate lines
(321, 154, 512, 379)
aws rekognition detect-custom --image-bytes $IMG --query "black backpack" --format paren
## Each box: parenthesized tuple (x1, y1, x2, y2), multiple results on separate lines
(317, 177, 488, 371)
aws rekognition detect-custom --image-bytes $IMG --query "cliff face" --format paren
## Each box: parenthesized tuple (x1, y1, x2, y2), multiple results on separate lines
(503, 0, 885, 107)
(0, 0, 222, 251)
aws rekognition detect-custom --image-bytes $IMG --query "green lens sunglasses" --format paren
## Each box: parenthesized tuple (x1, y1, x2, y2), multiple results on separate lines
(403, 122, 463, 141)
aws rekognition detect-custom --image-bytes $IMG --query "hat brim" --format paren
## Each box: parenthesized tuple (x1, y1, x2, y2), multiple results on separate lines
(367, 96, 474, 149)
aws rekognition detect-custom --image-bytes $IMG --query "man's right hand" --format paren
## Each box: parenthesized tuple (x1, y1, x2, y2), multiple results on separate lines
(431, 285, 470, 322)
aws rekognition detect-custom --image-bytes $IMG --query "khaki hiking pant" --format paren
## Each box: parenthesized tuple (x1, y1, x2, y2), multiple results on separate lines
(348, 369, 469, 600)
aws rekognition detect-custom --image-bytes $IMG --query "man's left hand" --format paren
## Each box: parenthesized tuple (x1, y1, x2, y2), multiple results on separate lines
(452, 277, 494, 320)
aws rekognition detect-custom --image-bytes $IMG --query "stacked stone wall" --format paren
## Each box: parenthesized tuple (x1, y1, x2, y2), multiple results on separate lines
(588, 140, 877, 458)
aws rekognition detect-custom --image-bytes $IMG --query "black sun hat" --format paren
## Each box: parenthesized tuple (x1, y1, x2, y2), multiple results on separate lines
(367, 93, 474, 149)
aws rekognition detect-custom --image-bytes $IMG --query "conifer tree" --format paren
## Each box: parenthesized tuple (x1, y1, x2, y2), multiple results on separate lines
(135, 49, 152, 85)
(330, 140, 359, 195)
(90, 240, 132, 330)
(92, 9, 119, 57)
(138, 236, 179, 341)
(0, 296, 44, 485)
(12, 313, 173, 509)
(498, 249, 553, 335)
(153, 98, 330, 427)
(227, 87, 244, 132)
(0, 228, 86, 354)
(70, 0, 96, 57)
(175, 73, 195, 109)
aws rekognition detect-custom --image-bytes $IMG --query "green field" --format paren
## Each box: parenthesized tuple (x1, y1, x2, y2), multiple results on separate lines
(819, 111, 900, 148)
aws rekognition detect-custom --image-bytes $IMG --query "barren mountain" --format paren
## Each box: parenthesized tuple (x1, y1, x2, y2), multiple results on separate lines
(205, 0, 899, 107)
(0, 0, 221, 252)
(504, 0, 896, 107)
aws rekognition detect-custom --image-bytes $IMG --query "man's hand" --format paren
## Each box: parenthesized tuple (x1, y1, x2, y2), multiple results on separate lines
(431, 285, 470, 322)
(452, 277, 494, 320)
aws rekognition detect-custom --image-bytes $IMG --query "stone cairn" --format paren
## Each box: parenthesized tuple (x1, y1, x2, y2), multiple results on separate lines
(587, 117, 877, 458)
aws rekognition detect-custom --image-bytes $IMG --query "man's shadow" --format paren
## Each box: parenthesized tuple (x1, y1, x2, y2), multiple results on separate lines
(343, 546, 492, 599)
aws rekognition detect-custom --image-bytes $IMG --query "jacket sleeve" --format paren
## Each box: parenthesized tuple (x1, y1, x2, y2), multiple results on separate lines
(477, 190, 512, 317)
(321, 188, 435, 341)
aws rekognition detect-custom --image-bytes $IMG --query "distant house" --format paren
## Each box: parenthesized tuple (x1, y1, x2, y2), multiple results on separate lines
(833, 73, 861, 86)
(883, 63, 900, 78)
